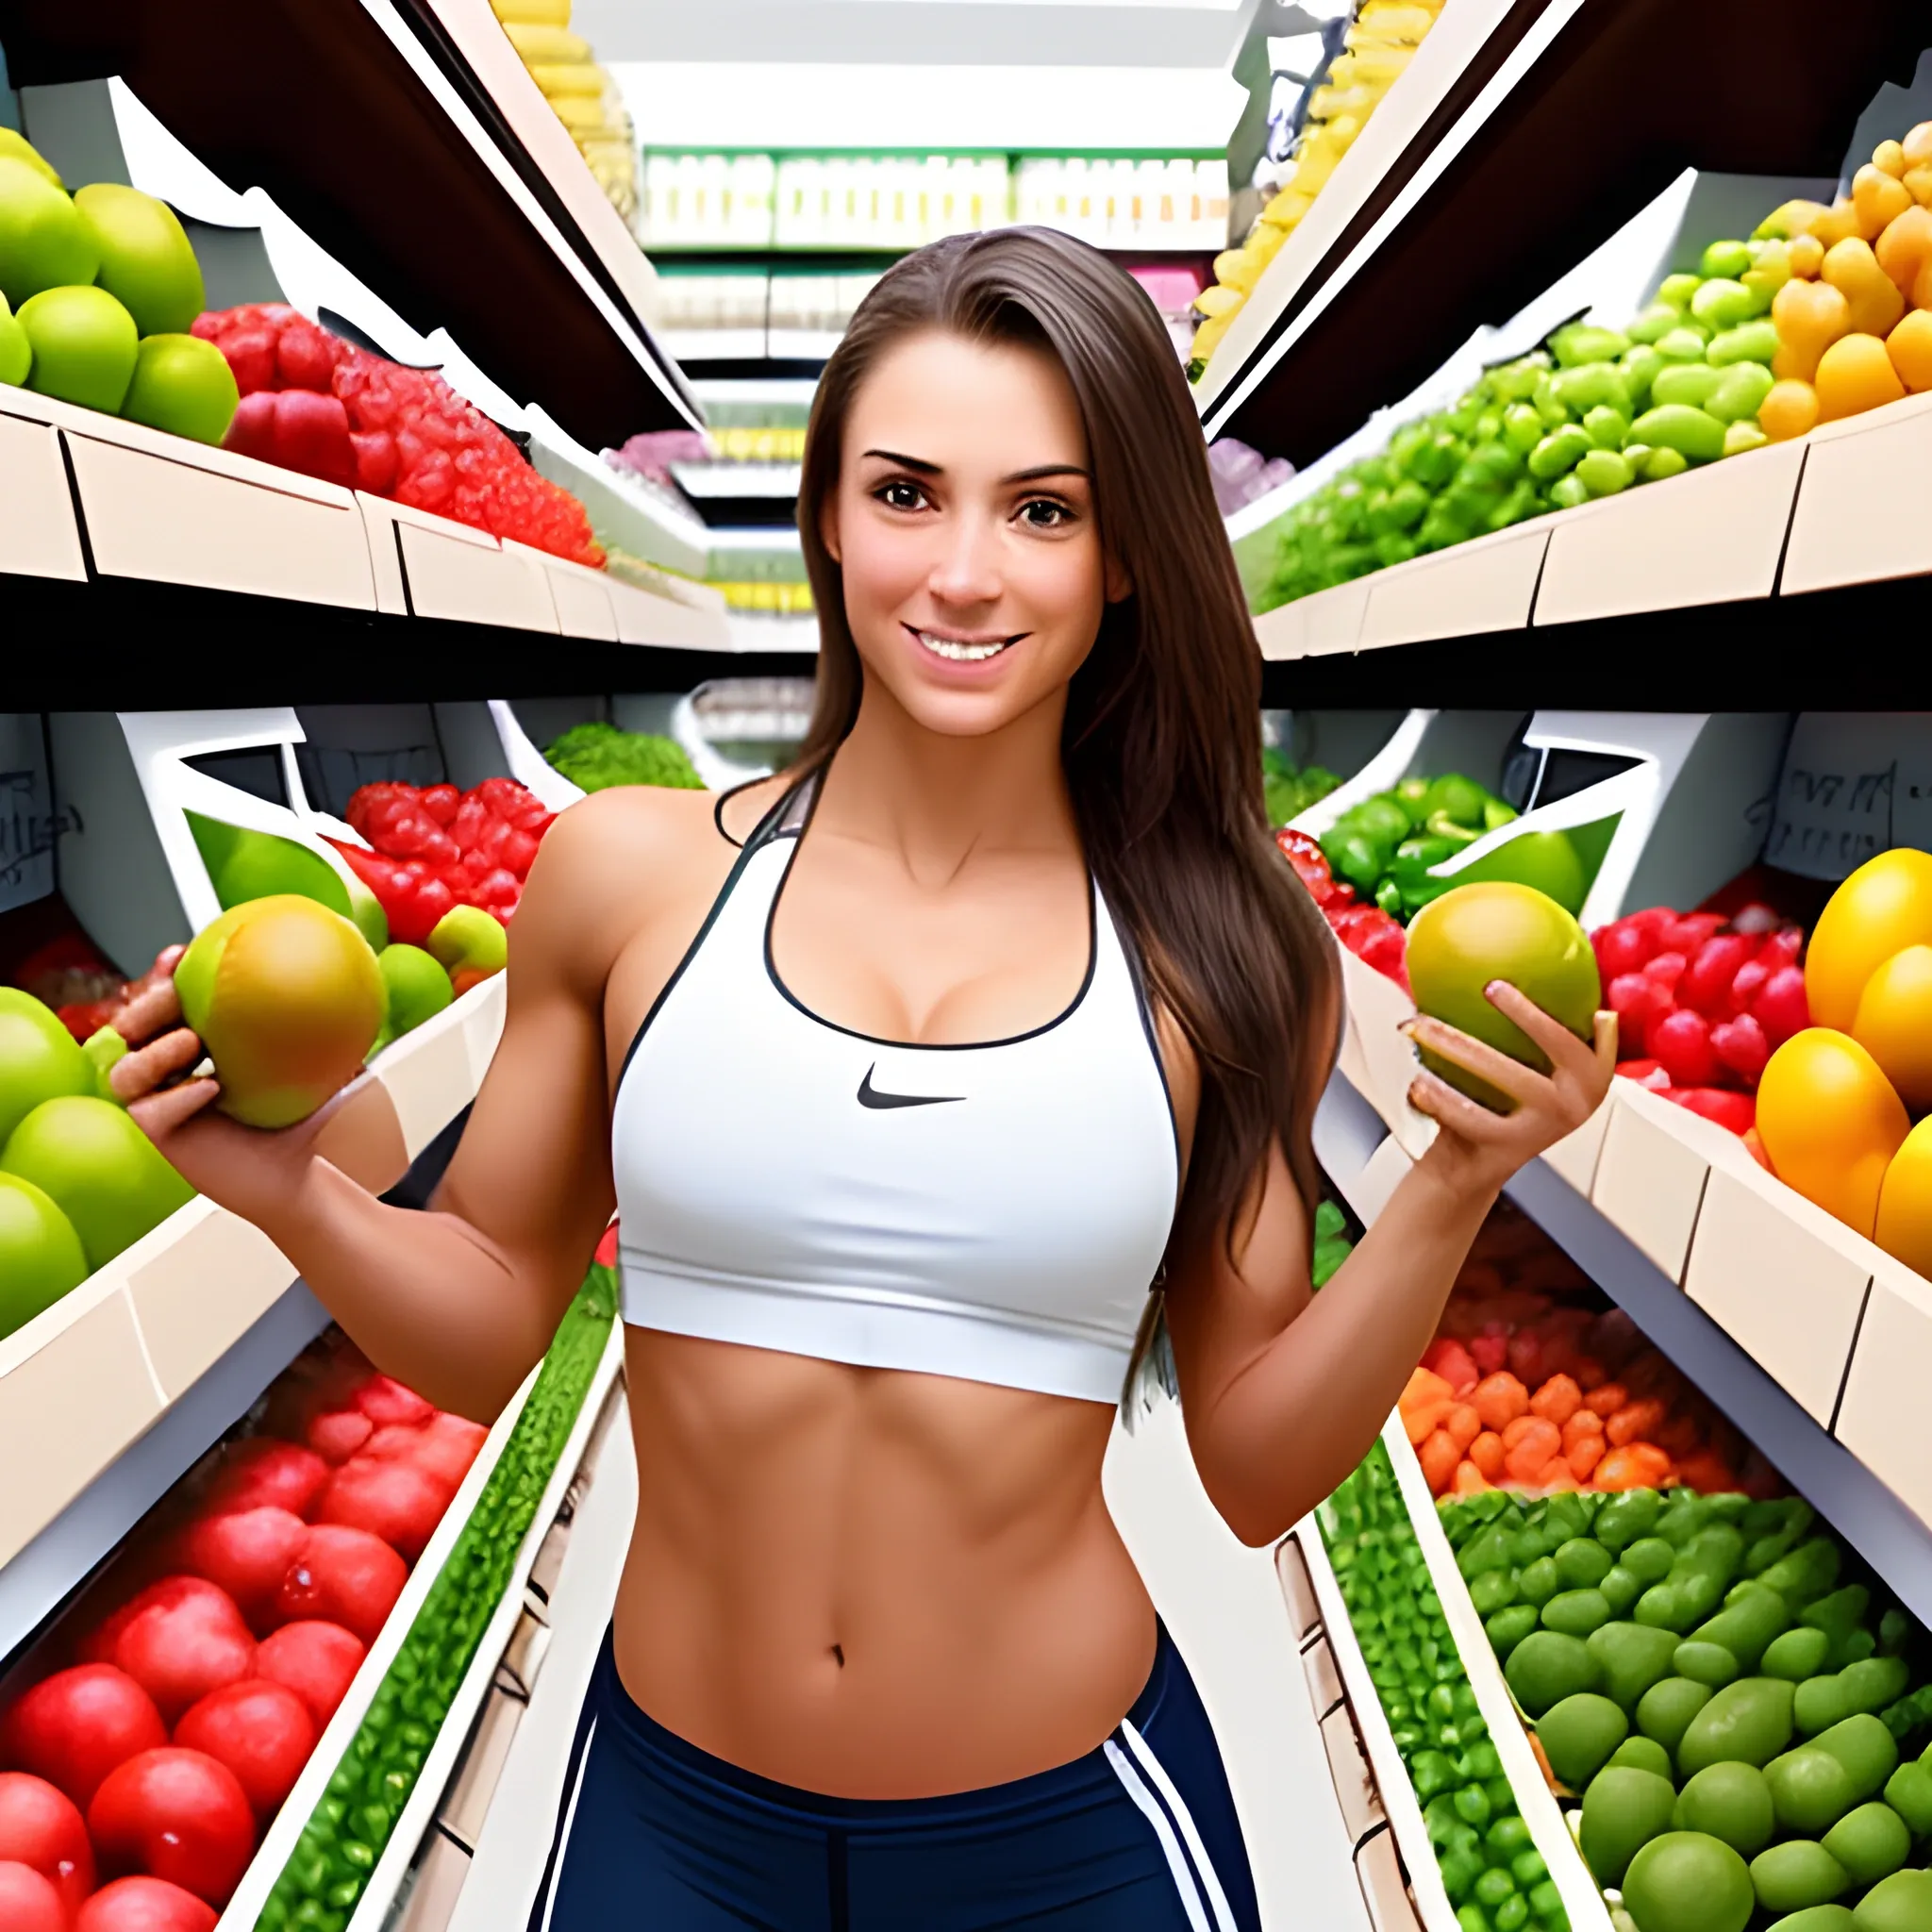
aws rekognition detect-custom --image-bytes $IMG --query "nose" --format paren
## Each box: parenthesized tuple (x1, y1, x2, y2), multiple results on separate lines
(927, 508, 1003, 608)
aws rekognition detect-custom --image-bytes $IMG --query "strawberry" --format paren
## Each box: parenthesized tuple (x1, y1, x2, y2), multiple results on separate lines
(1710, 1012, 1769, 1088)
(1679, 933, 1757, 1017)
(1650, 1008, 1719, 1089)
(1659, 911, 1724, 957)
(1607, 973, 1674, 1058)
(1750, 964, 1810, 1048)
(1641, 950, 1688, 994)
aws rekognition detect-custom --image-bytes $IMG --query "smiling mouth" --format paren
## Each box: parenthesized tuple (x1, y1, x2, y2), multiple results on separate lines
(908, 624, 1027, 663)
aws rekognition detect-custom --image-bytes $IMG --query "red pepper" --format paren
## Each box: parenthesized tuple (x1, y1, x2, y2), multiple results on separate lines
(1661, 1087, 1756, 1135)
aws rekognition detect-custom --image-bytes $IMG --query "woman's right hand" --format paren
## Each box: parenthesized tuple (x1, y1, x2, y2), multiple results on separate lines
(110, 946, 349, 1233)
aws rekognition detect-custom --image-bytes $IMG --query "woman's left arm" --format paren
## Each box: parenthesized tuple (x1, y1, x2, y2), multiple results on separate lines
(1168, 984, 1615, 1548)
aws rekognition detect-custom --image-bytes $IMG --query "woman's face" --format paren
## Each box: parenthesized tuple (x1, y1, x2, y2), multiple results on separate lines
(822, 328, 1126, 740)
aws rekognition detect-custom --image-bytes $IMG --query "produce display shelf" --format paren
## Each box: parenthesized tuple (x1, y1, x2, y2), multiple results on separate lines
(2, 0, 697, 450)
(338, 1324, 624, 1932)
(1253, 393, 1932, 690)
(1313, 1063, 1932, 1634)
(0, 976, 504, 1665)
(1208, 0, 1924, 467)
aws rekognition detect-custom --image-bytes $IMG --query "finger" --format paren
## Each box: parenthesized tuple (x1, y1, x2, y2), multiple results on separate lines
(1593, 1009, 1619, 1074)
(1407, 1068, 1515, 1140)
(1484, 981, 1597, 1078)
(1403, 1015, 1541, 1107)
(113, 974, 183, 1046)
(127, 1077, 221, 1140)
(110, 1027, 206, 1104)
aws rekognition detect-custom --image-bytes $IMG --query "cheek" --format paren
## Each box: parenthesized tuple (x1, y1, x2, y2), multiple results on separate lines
(838, 506, 928, 610)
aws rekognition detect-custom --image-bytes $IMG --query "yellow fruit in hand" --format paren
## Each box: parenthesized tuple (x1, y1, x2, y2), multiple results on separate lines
(1814, 332, 1906, 422)
(1889, 310, 1932, 394)
(1807, 848, 1932, 1029)
(1757, 1028, 1910, 1236)
(1876, 1118, 1932, 1277)
(1852, 943, 1932, 1111)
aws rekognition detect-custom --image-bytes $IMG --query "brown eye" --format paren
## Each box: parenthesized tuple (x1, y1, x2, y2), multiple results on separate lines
(876, 480, 927, 510)
(1019, 498, 1074, 529)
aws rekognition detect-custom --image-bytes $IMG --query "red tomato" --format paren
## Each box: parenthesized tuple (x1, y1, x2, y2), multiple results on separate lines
(0, 1772, 94, 1918)
(305, 1408, 373, 1465)
(88, 1748, 254, 1907)
(0, 1861, 65, 1932)
(77, 1875, 220, 1932)
(352, 1374, 434, 1428)
(0, 1663, 167, 1807)
(174, 1681, 314, 1819)
(201, 1441, 329, 1520)
(316, 1456, 448, 1561)
(254, 1622, 365, 1729)
(175, 1508, 308, 1627)
(371, 1411, 485, 1491)
(81, 1579, 232, 1666)
(89, 1580, 256, 1725)
(270, 1526, 407, 1643)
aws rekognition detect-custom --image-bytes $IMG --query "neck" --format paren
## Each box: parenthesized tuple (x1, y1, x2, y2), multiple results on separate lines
(811, 675, 1080, 874)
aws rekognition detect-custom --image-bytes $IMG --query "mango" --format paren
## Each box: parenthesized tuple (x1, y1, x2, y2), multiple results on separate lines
(1406, 881, 1601, 1110)
(1757, 1029, 1910, 1237)
(1850, 939, 1932, 1103)
(73, 183, 206, 336)
(1581, 1766, 1678, 1887)
(17, 284, 138, 415)
(175, 895, 385, 1129)
(1807, 849, 1932, 1029)
(1539, 1692, 1627, 1787)
(0, 156, 98, 305)
(0, 1095, 193, 1271)
(0, 1171, 88, 1337)
(1678, 1676, 1795, 1776)
(1623, 1830, 1755, 1932)
(1753, 1841, 1850, 1916)
(119, 332, 237, 446)
(1877, 1117, 1932, 1284)
(1676, 1761, 1775, 1857)
(1822, 1803, 1909, 1888)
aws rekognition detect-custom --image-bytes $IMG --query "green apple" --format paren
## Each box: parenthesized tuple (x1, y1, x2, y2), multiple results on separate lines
(0, 129, 62, 191)
(120, 331, 237, 445)
(0, 157, 98, 306)
(73, 182, 205, 336)
(0, 292, 29, 388)
(0, 1172, 88, 1334)
(1, 1095, 194, 1271)
(0, 988, 91, 1146)
(344, 873, 388, 953)
(425, 905, 507, 997)
(175, 895, 384, 1128)
(378, 942, 453, 1046)
(19, 283, 138, 415)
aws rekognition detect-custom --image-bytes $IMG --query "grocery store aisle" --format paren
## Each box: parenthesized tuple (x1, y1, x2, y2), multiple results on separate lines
(1105, 1398, 1370, 1932)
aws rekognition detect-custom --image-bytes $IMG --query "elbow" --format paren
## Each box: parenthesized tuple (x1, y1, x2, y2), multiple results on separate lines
(1201, 1472, 1296, 1550)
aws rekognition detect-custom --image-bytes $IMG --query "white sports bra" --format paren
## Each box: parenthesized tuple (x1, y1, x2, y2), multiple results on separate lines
(608, 775, 1181, 1405)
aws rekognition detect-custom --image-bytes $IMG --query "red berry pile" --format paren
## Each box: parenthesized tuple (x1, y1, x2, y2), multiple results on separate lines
(192, 307, 605, 569)
(325, 777, 554, 943)
(1592, 902, 1811, 1145)
(1276, 827, 1409, 991)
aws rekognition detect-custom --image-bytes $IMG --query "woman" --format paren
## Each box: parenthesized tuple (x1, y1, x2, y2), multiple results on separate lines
(118, 228, 1613, 1930)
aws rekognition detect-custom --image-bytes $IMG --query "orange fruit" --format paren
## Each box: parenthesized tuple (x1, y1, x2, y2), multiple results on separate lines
(1852, 943, 1932, 1110)
(1807, 848, 1932, 1029)
(1876, 1118, 1932, 1277)
(1888, 309, 1932, 393)
(1813, 332, 1907, 421)
(1757, 1028, 1909, 1236)
(1759, 378, 1820, 441)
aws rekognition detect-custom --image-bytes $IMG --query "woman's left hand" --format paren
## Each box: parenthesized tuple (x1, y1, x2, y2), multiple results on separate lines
(1402, 983, 1616, 1199)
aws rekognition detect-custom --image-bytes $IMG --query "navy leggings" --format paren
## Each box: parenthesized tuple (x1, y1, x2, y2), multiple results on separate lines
(527, 1624, 1262, 1931)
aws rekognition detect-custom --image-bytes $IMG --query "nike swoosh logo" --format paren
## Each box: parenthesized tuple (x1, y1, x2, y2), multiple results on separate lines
(858, 1064, 963, 1109)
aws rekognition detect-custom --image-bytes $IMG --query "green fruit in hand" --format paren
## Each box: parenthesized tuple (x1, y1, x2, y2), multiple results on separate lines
(1675, 1761, 1775, 1857)
(0, 1095, 193, 1270)
(1623, 1831, 1755, 1932)
(0, 157, 99, 305)
(72, 182, 205, 336)
(1751, 1840, 1849, 1915)
(1581, 1769, 1680, 1888)
(119, 332, 237, 445)
(1853, 1869, 1932, 1929)
(1538, 1692, 1626, 1786)
(175, 895, 385, 1128)
(0, 128, 62, 190)
(1820, 1803, 1908, 1887)
(18, 283, 138, 414)
(378, 943, 453, 1042)
(0, 291, 29, 387)
(1407, 882, 1601, 1110)
(0, 988, 92, 1143)
(0, 1172, 88, 1335)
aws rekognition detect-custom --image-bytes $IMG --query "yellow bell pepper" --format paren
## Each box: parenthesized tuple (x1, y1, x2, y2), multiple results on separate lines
(1872, 140, 1907, 180)
(1852, 163, 1914, 239)
(1788, 233, 1825, 278)
(1771, 276, 1851, 381)
(1807, 200, 1866, 248)
(1759, 377, 1819, 441)
(1875, 205, 1932, 295)
(1888, 310, 1932, 393)
(1821, 237, 1906, 338)
(1814, 332, 1906, 422)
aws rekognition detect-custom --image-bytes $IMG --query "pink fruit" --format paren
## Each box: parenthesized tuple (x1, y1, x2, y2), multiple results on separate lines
(88, 1749, 254, 1907)
(1750, 963, 1811, 1048)
(174, 1680, 314, 1819)
(0, 1772, 95, 1919)
(1728, 902, 1781, 935)
(175, 1507, 308, 1625)
(0, 1663, 168, 1807)
(254, 1622, 364, 1728)
(1650, 1008, 1720, 1090)
(1641, 949, 1688, 992)
(1710, 1012, 1770, 1088)
(1730, 955, 1772, 1013)
(77, 1875, 220, 1932)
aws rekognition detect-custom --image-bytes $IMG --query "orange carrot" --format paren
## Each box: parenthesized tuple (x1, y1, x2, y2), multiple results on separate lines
(1503, 1419, 1563, 1482)
(1468, 1430, 1505, 1480)
(1501, 1414, 1543, 1452)
(1607, 1398, 1668, 1448)
(1472, 1373, 1531, 1434)
(1419, 1429, 1461, 1495)
(1561, 1409, 1604, 1453)
(1529, 1374, 1582, 1426)
(1584, 1382, 1628, 1418)
(1400, 1366, 1455, 1416)
(1405, 1400, 1454, 1446)
(1536, 1464, 1581, 1493)
(1442, 1404, 1483, 1454)
(1568, 1434, 1606, 1480)
(1594, 1442, 1672, 1491)
(1451, 1459, 1491, 1495)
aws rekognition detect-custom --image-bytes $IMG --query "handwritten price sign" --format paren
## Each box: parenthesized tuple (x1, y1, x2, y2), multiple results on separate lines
(1766, 712, 1932, 881)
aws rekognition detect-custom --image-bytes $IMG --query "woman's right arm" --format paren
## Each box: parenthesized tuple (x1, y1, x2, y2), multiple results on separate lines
(115, 793, 645, 1424)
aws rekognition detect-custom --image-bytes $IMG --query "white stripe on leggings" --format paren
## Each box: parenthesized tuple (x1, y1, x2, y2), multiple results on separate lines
(538, 1714, 598, 1932)
(1118, 1718, 1240, 1932)
(1105, 1736, 1211, 1932)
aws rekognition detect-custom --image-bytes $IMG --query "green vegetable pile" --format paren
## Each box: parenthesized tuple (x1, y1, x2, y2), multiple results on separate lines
(1256, 241, 1787, 616)
(1323, 1442, 1573, 1932)
(1262, 745, 1341, 829)
(255, 1267, 617, 1932)
(1312, 1198, 1351, 1290)
(1441, 1484, 1932, 1932)
(544, 720, 705, 792)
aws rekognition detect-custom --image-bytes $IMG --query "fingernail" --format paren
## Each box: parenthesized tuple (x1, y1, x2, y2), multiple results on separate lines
(1486, 979, 1506, 997)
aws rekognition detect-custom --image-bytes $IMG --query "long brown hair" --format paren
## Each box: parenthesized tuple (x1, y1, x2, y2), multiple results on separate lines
(793, 227, 1340, 1402)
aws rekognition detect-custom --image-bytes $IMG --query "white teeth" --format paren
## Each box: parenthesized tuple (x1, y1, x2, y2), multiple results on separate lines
(916, 629, 1010, 662)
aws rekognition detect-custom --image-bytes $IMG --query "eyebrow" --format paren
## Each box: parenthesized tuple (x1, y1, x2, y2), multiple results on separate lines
(860, 449, 1091, 485)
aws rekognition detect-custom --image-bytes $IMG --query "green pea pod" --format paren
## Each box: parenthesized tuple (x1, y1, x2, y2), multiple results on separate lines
(1575, 449, 1633, 497)
(1650, 362, 1724, 409)
(1629, 403, 1726, 463)
(1550, 324, 1631, 369)
(1690, 276, 1759, 330)
(1374, 530, 1420, 569)
(1527, 424, 1592, 479)
(1406, 431, 1465, 487)
(1656, 272, 1703, 310)
(1491, 354, 1550, 401)
(1707, 360, 1775, 424)
(1624, 303, 1681, 345)
(1581, 404, 1628, 449)
(1531, 373, 1571, 427)
(1655, 325, 1712, 362)
(1416, 506, 1474, 554)
(1549, 473, 1590, 509)
(1551, 361, 1629, 415)
(1463, 439, 1525, 487)
(1707, 319, 1779, 367)
(1699, 239, 1752, 280)
(1643, 445, 1689, 481)
(1487, 479, 1544, 531)
(1619, 344, 1665, 407)
(1502, 402, 1545, 453)
(1619, 443, 1654, 479)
